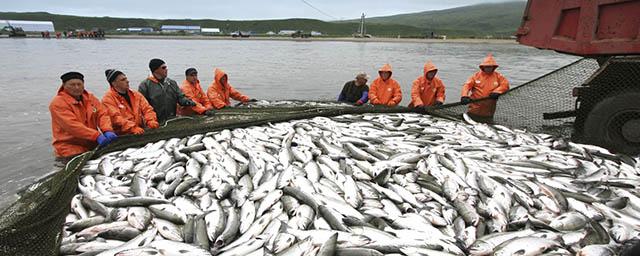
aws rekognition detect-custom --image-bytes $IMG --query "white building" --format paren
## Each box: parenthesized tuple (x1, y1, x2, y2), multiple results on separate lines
(278, 30, 297, 36)
(0, 20, 55, 32)
(161, 25, 201, 33)
(201, 28, 221, 34)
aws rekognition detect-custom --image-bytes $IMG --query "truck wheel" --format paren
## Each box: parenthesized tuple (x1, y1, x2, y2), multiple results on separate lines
(582, 91, 640, 155)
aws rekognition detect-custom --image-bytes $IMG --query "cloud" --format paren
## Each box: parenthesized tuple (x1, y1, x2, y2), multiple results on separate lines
(3, 0, 523, 20)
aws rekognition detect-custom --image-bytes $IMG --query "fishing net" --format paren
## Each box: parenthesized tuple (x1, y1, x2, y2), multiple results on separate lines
(427, 58, 600, 137)
(0, 57, 633, 255)
(0, 104, 417, 255)
(428, 57, 640, 155)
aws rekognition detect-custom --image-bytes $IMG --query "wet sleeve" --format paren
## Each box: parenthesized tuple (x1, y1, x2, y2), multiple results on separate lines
(461, 75, 475, 97)
(181, 86, 207, 114)
(390, 82, 403, 106)
(138, 81, 148, 99)
(138, 94, 158, 126)
(50, 101, 100, 141)
(436, 79, 446, 103)
(368, 83, 379, 104)
(207, 87, 227, 109)
(359, 91, 369, 103)
(229, 85, 250, 102)
(199, 88, 213, 110)
(493, 73, 510, 94)
(96, 101, 114, 133)
(102, 95, 136, 133)
(411, 79, 423, 107)
(172, 82, 194, 106)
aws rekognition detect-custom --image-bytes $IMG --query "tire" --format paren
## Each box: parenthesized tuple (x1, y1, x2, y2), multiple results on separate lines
(582, 91, 640, 155)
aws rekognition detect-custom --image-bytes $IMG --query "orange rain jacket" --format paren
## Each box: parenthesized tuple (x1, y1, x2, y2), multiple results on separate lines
(102, 87, 158, 135)
(49, 87, 113, 157)
(178, 79, 212, 115)
(369, 64, 402, 106)
(461, 54, 510, 117)
(409, 61, 446, 107)
(207, 69, 250, 109)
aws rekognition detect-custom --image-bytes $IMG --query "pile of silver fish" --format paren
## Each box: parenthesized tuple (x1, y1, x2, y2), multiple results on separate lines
(61, 113, 640, 256)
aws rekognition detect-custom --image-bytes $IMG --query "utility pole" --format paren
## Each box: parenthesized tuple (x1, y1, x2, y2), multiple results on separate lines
(359, 13, 366, 38)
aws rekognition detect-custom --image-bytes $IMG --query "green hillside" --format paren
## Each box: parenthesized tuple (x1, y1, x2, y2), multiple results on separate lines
(354, 1, 527, 37)
(0, 12, 424, 37)
(0, 2, 527, 38)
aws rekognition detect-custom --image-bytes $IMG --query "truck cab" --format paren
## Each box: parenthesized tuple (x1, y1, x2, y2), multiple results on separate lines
(516, 0, 640, 154)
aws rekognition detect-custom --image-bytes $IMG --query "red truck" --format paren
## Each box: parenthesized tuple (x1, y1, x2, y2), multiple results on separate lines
(516, 0, 640, 154)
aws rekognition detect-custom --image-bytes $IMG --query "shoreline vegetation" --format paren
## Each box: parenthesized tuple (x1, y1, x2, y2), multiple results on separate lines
(1, 34, 518, 44)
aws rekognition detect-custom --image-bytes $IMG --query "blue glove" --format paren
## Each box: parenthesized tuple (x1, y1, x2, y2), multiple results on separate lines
(104, 131, 118, 142)
(97, 134, 110, 147)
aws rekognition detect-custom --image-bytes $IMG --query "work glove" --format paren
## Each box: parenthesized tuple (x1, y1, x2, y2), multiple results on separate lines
(97, 134, 110, 147)
(248, 98, 258, 102)
(204, 109, 216, 116)
(434, 101, 444, 106)
(147, 121, 159, 129)
(131, 127, 145, 135)
(355, 100, 364, 106)
(460, 97, 471, 104)
(489, 93, 501, 100)
(104, 131, 118, 142)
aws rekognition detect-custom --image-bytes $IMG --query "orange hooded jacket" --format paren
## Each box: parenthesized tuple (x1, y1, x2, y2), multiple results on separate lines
(461, 54, 510, 117)
(102, 87, 158, 135)
(49, 87, 113, 157)
(409, 61, 446, 107)
(178, 79, 212, 115)
(207, 69, 250, 109)
(369, 64, 402, 106)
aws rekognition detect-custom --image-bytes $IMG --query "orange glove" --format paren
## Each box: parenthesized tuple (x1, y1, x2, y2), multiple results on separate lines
(387, 101, 396, 107)
(147, 121, 159, 129)
(131, 127, 145, 135)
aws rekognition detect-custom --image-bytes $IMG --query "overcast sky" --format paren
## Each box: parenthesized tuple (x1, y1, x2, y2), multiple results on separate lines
(4, 0, 522, 20)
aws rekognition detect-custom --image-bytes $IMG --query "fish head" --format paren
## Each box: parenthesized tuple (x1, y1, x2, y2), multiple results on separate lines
(468, 241, 493, 255)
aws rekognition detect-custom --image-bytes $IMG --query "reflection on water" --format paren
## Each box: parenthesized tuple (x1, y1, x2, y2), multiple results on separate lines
(0, 38, 579, 207)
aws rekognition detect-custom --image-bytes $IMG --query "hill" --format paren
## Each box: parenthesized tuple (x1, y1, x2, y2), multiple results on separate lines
(0, 2, 527, 38)
(354, 1, 527, 37)
(0, 12, 424, 37)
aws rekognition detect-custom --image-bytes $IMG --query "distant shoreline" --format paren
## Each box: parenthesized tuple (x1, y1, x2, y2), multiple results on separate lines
(1, 34, 518, 44)
(107, 35, 517, 44)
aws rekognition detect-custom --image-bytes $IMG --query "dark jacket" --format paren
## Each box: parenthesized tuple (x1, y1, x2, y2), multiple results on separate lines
(338, 80, 369, 103)
(139, 76, 193, 123)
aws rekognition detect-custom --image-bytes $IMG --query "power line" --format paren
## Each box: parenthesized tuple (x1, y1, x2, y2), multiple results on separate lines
(300, 0, 338, 20)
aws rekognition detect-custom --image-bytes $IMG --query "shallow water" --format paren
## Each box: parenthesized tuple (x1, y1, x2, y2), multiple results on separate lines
(0, 38, 579, 208)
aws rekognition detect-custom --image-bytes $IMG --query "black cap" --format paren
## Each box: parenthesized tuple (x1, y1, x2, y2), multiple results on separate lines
(185, 67, 197, 76)
(60, 71, 84, 83)
(105, 69, 124, 84)
(149, 58, 165, 72)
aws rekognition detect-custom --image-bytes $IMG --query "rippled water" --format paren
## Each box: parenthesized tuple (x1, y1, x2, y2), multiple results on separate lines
(0, 38, 579, 207)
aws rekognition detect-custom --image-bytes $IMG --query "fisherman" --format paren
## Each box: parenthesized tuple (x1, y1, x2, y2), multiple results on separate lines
(207, 68, 257, 109)
(178, 68, 215, 116)
(460, 54, 510, 123)
(338, 72, 369, 105)
(409, 61, 445, 108)
(369, 64, 402, 107)
(102, 69, 159, 135)
(138, 58, 196, 123)
(49, 71, 116, 163)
